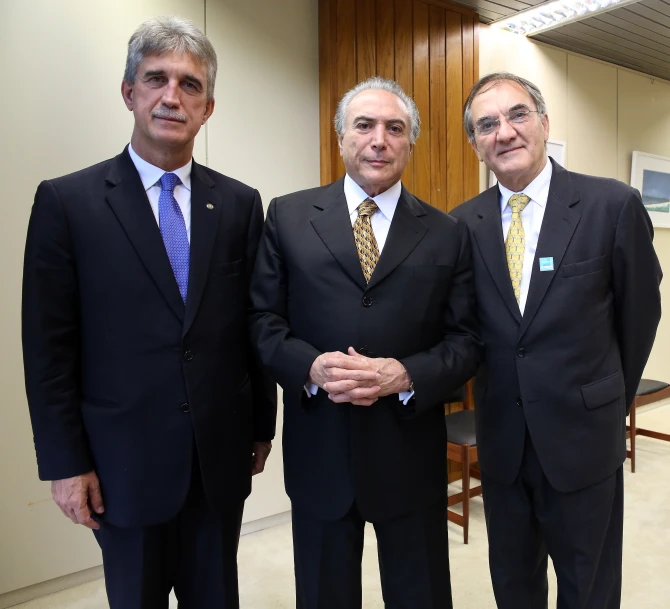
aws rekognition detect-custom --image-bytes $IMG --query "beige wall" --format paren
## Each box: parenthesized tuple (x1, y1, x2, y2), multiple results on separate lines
(0, 0, 318, 597)
(480, 24, 670, 381)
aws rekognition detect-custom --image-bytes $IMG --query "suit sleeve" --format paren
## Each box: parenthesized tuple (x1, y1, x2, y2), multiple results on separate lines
(612, 189, 662, 412)
(246, 190, 278, 442)
(22, 180, 93, 480)
(249, 199, 322, 399)
(399, 219, 483, 414)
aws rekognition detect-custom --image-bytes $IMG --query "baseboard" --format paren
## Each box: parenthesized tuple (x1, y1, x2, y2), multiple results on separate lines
(0, 512, 292, 608)
(0, 566, 104, 609)
(241, 510, 291, 535)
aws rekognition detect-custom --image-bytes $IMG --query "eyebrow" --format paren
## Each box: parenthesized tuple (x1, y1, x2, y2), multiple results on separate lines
(142, 69, 204, 90)
(353, 115, 407, 126)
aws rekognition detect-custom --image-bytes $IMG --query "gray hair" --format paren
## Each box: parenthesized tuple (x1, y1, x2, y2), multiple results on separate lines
(124, 16, 218, 101)
(463, 72, 547, 142)
(334, 77, 421, 144)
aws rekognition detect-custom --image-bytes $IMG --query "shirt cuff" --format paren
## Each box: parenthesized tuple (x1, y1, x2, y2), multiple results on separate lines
(398, 390, 415, 405)
(304, 383, 319, 397)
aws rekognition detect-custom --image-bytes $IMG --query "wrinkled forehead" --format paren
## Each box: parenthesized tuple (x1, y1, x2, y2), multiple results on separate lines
(346, 89, 410, 124)
(471, 80, 535, 118)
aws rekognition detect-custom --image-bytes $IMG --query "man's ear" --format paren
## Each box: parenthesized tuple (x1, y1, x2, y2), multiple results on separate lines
(121, 80, 134, 111)
(202, 99, 215, 125)
(470, 140, 483, 162)
(338, 135, 344, 157)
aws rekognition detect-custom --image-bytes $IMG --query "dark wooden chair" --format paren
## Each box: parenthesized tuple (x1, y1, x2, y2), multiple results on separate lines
(627, 379, 670, 473)
(445, 381, 481, 544)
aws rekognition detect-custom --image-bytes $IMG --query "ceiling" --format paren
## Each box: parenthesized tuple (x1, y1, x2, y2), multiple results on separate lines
(452, 0, 670, 82)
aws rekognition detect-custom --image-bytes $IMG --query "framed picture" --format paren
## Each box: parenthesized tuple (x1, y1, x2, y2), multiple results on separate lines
(488, 139, 567, 188)
(631, 151, 670, 229)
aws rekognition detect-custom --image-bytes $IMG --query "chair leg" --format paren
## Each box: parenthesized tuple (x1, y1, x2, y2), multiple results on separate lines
(461, 444, 470, 544)
(630, 399, 637, 474)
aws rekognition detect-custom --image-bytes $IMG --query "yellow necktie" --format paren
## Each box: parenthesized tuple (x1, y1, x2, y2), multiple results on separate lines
(505, 193, 530, 303)
(353, 198, 380, 283)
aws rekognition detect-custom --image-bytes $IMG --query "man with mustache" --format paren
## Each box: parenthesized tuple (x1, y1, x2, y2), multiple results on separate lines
(22, 16, 276, 609)
(451, 72, 662, 609)
(250, 77, 481, 609)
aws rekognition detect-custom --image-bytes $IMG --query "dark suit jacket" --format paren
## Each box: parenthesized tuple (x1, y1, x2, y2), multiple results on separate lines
(450, 159, 662, 493)
(249, 178, 482, 522)
(22, 147, 277, 528)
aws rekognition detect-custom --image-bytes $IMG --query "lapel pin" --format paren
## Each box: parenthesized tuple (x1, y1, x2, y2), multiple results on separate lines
(206, 203, 214, 210)
(539, 257, 554, 272)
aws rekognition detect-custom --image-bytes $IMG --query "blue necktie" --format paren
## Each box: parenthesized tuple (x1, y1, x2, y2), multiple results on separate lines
(158, 173, 189, 303)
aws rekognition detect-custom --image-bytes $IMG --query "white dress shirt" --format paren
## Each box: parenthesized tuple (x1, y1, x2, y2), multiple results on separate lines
(128, 143, 193, 243)
(498, 159, 553, 314)
(307, 175, 413, 403)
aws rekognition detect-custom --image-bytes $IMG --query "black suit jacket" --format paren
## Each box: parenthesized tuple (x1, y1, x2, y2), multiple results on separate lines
(450, 159, 662, 493)
(22, 148, 277, 528)
(249, 179, 482, 522)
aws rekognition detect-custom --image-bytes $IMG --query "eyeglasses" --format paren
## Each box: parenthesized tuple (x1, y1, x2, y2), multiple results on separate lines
(473, 108, 541, 137)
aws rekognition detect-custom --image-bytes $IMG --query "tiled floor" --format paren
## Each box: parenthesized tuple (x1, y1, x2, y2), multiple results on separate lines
(11, 400, 670, 608)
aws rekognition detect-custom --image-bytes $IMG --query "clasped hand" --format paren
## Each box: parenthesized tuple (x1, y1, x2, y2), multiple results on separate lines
(309, 347, 410, 406)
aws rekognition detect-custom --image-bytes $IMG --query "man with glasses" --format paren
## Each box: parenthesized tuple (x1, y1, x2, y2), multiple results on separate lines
(451, 72, 662, 609)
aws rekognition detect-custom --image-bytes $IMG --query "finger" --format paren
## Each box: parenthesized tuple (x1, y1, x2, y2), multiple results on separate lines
(251, 454, 263, 476)
(74, 504, 99, 530)
(89, 483, 105, 514)
(323, 379, 378, 393)
(328, 386, 380, 403)
(58, 503, 78, 524)
(323, 356, 373, 371)
(327, 368, 380, 382)
(351, 398, 378, 407)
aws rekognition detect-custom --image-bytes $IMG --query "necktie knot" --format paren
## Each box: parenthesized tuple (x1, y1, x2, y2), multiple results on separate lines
(358, 198, 379, 218)
(508, 193, 530, 215)
(160, 172, 181, 193)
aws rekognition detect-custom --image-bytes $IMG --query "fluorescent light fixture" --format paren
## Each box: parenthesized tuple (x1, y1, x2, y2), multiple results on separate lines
(492, 0, 642, 36)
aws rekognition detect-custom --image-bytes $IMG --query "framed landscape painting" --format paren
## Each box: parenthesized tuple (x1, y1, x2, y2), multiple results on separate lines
(631, 151, 670, 229)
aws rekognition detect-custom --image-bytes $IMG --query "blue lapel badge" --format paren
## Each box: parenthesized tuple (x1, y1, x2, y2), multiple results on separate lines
(539, 257, 554, 272)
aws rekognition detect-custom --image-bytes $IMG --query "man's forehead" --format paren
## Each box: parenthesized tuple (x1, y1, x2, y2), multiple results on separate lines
(471, 81, 533, 115)
(139, 51, 206, 72)
(347, 89, 409, 120)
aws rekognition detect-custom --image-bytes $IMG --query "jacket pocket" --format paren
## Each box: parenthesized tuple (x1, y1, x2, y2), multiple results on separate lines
(562, 254, 607, 278)
(581, 371, 625, 410)
(211, 259, 243, 276)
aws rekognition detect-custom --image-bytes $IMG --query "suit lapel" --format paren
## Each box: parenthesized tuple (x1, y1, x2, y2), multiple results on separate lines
(105, 149, 185, 322)
(310, 180, 367, 290)
(472, 186, 522, 323)
(183, 161, 219, 336)
(519, 161, 581, 338)
(366, 188, 428, 290)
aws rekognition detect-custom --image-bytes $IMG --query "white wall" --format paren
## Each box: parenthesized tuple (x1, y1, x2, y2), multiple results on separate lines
(0, 0, 319, 597)
(479, 24, 670, 381)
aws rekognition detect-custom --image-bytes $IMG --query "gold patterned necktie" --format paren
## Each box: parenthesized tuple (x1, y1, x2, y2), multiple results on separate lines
(505, 193, 531, 303)
(353, 198, 380, 283)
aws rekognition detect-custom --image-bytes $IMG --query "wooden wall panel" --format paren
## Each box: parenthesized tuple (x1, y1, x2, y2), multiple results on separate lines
(413, 2, 431, 204)
(319, 0, 479, 211)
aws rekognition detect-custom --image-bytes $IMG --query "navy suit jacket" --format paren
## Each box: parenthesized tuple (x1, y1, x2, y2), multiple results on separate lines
(22, 148, 277, 527)
(450, 159, 662, 492)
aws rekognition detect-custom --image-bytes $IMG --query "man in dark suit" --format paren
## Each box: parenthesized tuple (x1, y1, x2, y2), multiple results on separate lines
(22, 16, 276, 609)
(250, 77, 481, 609)
(451, 72, 662, 609)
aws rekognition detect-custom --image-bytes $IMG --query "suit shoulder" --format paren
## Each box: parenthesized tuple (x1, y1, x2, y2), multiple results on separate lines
(568, 170, 636, 198)
(449, 188, 492, 222)
(198, 165, 259, 198)
(46, 157, 115, 190)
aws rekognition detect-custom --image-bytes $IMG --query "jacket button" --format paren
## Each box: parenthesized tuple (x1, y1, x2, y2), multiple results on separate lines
(183, 350, 193, 362)
(362, 296, 373, 307)
(516, 398, 523, 407)
(181, 403, 190, 413)
(517, 348, 526, 358)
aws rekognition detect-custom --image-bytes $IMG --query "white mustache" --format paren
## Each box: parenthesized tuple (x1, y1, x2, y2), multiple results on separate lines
(152, 108, 186, 122)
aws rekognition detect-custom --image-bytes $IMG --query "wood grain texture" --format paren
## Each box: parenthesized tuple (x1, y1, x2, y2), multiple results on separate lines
(429, 5, 447, 212)
(377, 0, 395, 79)
(446, 10, 463, 211)
(319, 0, 479, 208)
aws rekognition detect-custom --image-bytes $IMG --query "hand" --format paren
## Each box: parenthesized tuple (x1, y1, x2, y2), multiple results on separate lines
(309, 351, 380, 406)
(330, 347, 411, 399)
(51, 471, 104, 530)
(252, 441, 272, 475)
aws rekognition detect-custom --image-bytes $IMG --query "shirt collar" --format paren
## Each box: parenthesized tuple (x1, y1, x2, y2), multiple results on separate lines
(344, 174, 402, 222)
(498, 157, 552, 212)
(128, 143, 192, 192)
